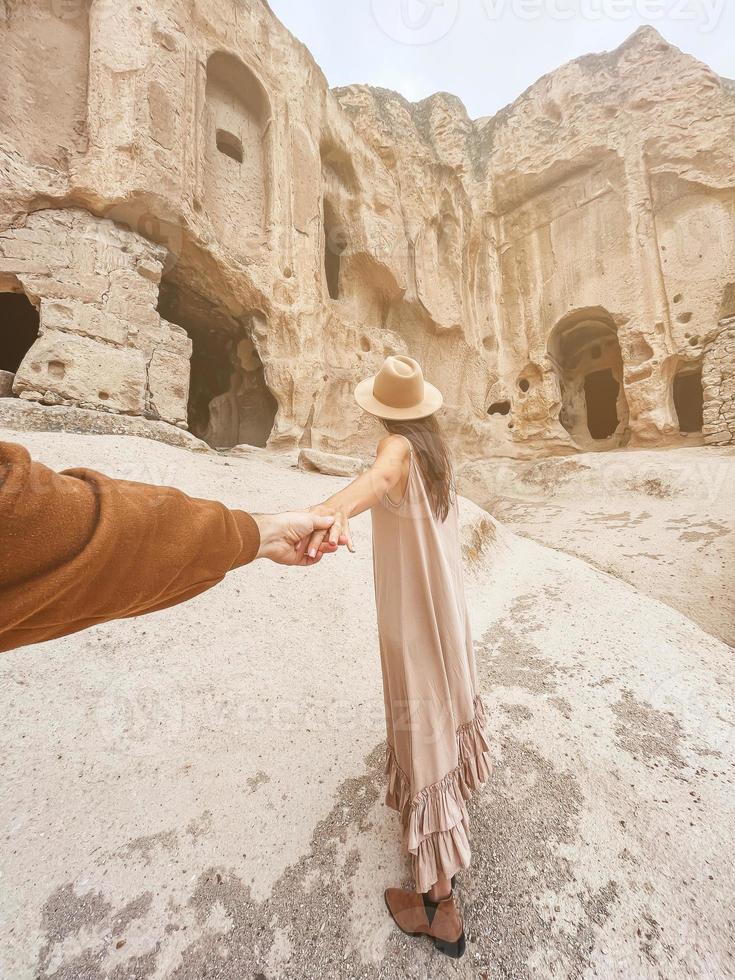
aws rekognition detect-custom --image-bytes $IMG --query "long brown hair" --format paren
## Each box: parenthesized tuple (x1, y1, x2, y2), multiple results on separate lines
(381, 414, 455, 522)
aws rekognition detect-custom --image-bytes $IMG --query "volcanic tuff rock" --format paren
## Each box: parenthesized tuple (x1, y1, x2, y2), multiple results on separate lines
(0, 3, 733, 457)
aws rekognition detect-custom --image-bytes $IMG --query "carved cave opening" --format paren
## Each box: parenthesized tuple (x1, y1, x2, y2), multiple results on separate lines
(584, 368, 621, 439)
(205, 52, 270, 252)
(549, 309, 630, 449)
(158, 280, 276, 449)
(0, 290, 40, 376)
(673, 363, 704, 434)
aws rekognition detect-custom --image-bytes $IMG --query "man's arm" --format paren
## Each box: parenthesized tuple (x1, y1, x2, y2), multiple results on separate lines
(0, 441, 332, 653)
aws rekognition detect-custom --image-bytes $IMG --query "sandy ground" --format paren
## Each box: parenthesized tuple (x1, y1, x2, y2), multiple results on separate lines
(459, 447, 735, 647)
(1, 430, 734, 979)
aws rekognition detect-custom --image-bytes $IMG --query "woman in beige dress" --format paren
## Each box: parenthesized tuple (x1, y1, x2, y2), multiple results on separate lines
(306, 355, 490, 959)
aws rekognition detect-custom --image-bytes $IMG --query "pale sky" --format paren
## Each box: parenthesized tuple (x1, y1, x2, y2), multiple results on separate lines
(268, 0, 735, 119)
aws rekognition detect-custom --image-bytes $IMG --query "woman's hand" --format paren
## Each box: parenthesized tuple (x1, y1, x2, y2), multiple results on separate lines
(306, 504, 355, 559)
(253, 512, 340, 566)
(300, 438, 408, 559)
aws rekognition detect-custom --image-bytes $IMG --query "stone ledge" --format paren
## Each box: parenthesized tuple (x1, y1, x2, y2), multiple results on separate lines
(0, 399, 211, 453)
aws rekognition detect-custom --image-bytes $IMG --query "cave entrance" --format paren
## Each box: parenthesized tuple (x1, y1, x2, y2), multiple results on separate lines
(548, 308, 629, 449)
(158, 279, 276, 449)
(673, 363, 704, 434)
(584, 368, 621, 440)
(323, 198, 346, 300)
(0, 289, 40, 376)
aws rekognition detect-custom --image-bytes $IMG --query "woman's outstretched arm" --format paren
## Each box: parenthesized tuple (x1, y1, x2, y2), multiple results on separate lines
(306, 434, 410, 556)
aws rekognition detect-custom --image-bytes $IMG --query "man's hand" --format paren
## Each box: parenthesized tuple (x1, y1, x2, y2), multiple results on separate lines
(253, 512, 344, 566)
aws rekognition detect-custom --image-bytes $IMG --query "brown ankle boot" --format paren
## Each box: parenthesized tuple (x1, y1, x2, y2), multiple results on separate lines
(384, 887, 466, 958)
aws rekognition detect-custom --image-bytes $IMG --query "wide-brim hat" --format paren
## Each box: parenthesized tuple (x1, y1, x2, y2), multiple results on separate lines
(354, 355, 443, 420)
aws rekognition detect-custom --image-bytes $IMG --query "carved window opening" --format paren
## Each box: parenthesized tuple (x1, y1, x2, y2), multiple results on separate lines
(216, 129, 244, 164)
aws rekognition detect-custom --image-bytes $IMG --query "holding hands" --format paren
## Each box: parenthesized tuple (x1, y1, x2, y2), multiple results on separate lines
(252, 510, 352, 567)
(258, 433, 410, 567)
(261, 433, 410, 567)
(305, 504, 355, 560)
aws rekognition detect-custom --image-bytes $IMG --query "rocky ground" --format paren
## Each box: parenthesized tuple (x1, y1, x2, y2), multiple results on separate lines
(1, 429, 734, 979)
(459, 447, 735, 648)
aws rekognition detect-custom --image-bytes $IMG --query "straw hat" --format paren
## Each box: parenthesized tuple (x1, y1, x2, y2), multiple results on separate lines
(354, 355, 443, 420)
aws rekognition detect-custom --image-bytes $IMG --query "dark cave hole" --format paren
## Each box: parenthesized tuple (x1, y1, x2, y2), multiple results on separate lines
(488, 400, 511, 416)
(584, 368, 620, 440)
(187, 324, 234, 438)
(158, 280, 276, 448)
(673, 366, 704, 434)
(548, 311, 629, 449)
(216, 129, 244, 164)
(0, 292, 40, 374)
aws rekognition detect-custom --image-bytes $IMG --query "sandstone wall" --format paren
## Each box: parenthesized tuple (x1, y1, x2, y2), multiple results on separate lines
(702, 316, 735, 446)
(0, 209, 191, 424)
(0, 0, 733, 456)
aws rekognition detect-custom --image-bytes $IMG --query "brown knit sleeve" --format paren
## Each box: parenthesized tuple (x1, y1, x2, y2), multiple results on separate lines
(0, 441, 260, 653)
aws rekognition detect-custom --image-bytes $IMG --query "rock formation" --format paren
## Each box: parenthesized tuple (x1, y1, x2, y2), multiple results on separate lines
(1, 210, 191, 425)
(1, 1, 733, 456)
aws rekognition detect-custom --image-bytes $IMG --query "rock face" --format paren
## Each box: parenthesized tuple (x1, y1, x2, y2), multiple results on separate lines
(298, 448, 365, 477)
(702, 316, 735, 444)
(0, 210, 191, 425)
(1, 2, 734, 456)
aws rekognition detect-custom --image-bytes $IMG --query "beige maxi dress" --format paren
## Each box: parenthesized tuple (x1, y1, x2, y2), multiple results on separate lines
(371, 438, 490, 892)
